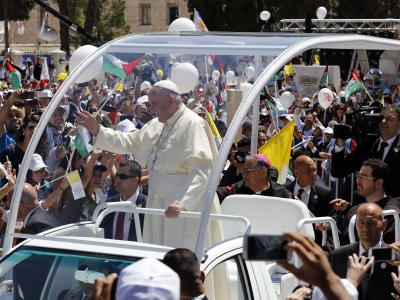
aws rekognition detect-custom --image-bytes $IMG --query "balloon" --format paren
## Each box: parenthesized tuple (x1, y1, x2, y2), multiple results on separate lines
(170, 63, 199, 94)
(316, 7, 327, 19)
(318, 88, 334, 109)
(168, 18, 196, 32)
(212, 70, 220, 80)
(156, 69, 164, 77)
(207, 56, 213, 65)
(69, 45, 103, 84)
(280, 91, 294, 109)
(114, 83, 123, 91)
(260, 11, 271, 21)
(172, 62, 180, 69)
(58, 73, 67, 80)
(245, 67, 255, 79)
(226, 70, 235, 78)
(240, 83, 253, 99)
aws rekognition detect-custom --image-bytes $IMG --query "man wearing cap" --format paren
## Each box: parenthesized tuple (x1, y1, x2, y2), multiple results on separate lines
(77, 80, 222, 249)
(0, 90, 25, 153)
(134, 95, 154, 129)
(217, 154, 292, 203)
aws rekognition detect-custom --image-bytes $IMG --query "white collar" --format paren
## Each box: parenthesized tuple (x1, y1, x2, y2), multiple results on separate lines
(359, 240, 382, 257)
(119, 188, 139, 203)
(379, 135, 397, 148)
(294, 181, 311, 194)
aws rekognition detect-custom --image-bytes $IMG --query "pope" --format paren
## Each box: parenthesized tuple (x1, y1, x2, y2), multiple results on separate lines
(77, 80, 221, 249)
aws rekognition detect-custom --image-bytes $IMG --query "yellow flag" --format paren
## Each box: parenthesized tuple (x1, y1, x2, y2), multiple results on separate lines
(314, 55, 320, 65)
(380, 96, 385, 105)
(258, 120, 295, 183)
(206, 111, 221, 140)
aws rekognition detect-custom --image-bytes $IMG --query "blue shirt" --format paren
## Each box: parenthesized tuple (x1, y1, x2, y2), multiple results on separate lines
(0, 132, 15, 153)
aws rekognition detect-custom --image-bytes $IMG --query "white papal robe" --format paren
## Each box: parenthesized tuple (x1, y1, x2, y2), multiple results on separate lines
(94, 105, 223, 249)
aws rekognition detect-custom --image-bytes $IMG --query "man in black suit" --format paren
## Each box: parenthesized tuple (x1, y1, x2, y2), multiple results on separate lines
(284, 155, 335, 219)
(10, 183, 61, 238)
(163, 248, 209, 300)
(331, 105, 400, 198)
(332, 158, 400, 246)
(100, 160, 146, 241)
(217, 154, 292, 203)
(331, 202, 399, 300)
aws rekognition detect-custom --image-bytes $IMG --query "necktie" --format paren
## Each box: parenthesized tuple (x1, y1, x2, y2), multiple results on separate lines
(359, 251, 370, 299)
(376, 141, 388, 161)
(115, 212, 125, 240)
(297, 188, 304, 200)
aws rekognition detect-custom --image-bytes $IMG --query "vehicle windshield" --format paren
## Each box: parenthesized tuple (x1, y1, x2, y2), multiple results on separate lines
(0, 246, 139, 300)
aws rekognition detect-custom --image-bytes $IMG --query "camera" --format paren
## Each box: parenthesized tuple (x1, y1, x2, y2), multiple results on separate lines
(242, 234, 292, 261)
(334, 103, 383, 145)
(234, 150, 250, 164)
(31, 108, 38, 114)
(20, 91, 34, 100)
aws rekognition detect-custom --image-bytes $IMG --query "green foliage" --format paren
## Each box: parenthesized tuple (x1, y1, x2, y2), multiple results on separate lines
(94, 0, 130, 42)
(336, 0, 400, 18)
(0, 0, 35, 21)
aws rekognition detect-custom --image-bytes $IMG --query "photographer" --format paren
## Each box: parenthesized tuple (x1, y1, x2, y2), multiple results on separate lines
(331, 105, 400, 198)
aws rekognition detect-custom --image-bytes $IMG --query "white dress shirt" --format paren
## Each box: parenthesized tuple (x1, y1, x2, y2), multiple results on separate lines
(377, 135, 397, 161)
(293, 181, 311, 207)
(112, 189, 139, 240)
(358, 240, 382, 257)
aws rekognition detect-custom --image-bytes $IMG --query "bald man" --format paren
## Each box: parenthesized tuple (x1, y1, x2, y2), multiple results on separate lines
(331, 203, 400, 300)
(7, 184, 60, 243)
(284, 155, 335, 218)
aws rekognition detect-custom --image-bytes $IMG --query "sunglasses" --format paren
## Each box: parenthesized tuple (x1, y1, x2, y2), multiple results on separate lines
(115, 173, 136, 180)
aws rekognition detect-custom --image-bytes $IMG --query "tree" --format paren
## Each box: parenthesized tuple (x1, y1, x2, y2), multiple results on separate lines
(336, 0, 400, 19)
(57, 0, 70, 54)
(0, 0, 35, 50)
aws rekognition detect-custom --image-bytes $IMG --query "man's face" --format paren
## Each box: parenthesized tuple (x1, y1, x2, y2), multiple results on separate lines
(24, 100, 40, 116)
(217, 122, 227, 137)
(294, 159, 316, 187)
(6, 111, 23, 134)
(294, 127, 302, 139)
(89, 169, 103, 189)
(49, 108, 66, 131)
(323, 133, 332, 141)
(379, 110, 400, 140)
(313, 128, 322, 137)
(305, 114, 313, 126)
(194, 108, 207, 120)
(356, 166, 378, 198)
(148, 88, 172, 123)
(243, 126, 252, 138)
(242, 159, 263, 191)
(39, 97, 51, 108)
(115, 166, 137, 194)
(257, 134, 267, 149)
(356, 206, 387, 248)
(281, 118, 290, 127)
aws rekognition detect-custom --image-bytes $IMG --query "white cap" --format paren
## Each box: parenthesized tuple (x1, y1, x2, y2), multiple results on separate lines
(116, 258, 180, 300)
(302, 97, 311, 102)
(29, 154, 48, 171)
(140, 81, 152, 92)
(282, 114, 292, 121)
(38, 90, 53, 98)
(154, 80, 180, 94)
(324, 127, 334, 134)
(137, 95, 149, 105)
(315, 124, 325, 131)
(116, 119, 137, 133)
(169, 61, 173, 65)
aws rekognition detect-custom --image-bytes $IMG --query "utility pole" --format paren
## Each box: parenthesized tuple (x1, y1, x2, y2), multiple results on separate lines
(4, 0, 9, 50)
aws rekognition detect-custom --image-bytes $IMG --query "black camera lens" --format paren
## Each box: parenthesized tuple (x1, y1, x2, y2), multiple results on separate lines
(234, 150, 250, 164)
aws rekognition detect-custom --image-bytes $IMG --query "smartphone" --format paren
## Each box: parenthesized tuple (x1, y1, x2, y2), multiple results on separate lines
(242, 234, 292, 261)
(369, 248, 395, 261)
(20, 91, 34, 99)
(333, 124, 352, 140)
(31, 108, 38, 114)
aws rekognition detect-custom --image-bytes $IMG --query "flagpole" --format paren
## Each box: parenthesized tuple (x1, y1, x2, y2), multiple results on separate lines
(65, 148, 76, 175)
(95, 78, 124, 115)
(204, 56, 209, 82)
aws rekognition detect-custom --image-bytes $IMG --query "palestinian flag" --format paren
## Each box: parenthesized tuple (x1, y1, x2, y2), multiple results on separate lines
(63, 135, 75, 154)
(100, 106, 118, 124)
(102, 53, 144, 78)
(344, 68, 362, 99)
(5, 61, 21, 89)
(210, 55, 223, 74)
(320, 62, 329, 86)
(75, 126, 93, 157)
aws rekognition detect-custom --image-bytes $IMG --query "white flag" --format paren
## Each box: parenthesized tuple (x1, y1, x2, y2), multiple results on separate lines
(193, 8, 208, 32)
(40, 57, 50, 82)
(17, 21, 24, 35)
(66, 171, 86, 200)
(40, 12, 48, 35)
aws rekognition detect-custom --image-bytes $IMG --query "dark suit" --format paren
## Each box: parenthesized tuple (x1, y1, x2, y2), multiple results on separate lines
(331, 242, 399, 300)
(61, 288, 83, 300)
(331, 135, 400, 197)
(219, 165, 279, 187)
(99, 193, 146, 241)
(283, 181, 335, 217)
(17, 207, 61, 244)
(217, 179, 292, 204)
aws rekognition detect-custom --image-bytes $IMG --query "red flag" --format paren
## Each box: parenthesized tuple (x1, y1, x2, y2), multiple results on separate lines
(106, 110, 117, 124)
(351, 68, 362, 82)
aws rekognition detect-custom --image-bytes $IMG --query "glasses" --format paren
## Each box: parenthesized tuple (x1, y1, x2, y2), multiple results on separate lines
(241, 168, 260, 175)
(355, 173, 376, 180)
(116, 173, 136, 180)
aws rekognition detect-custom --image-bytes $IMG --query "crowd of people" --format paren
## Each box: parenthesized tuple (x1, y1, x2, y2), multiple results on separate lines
(1, 53, 400, 299)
